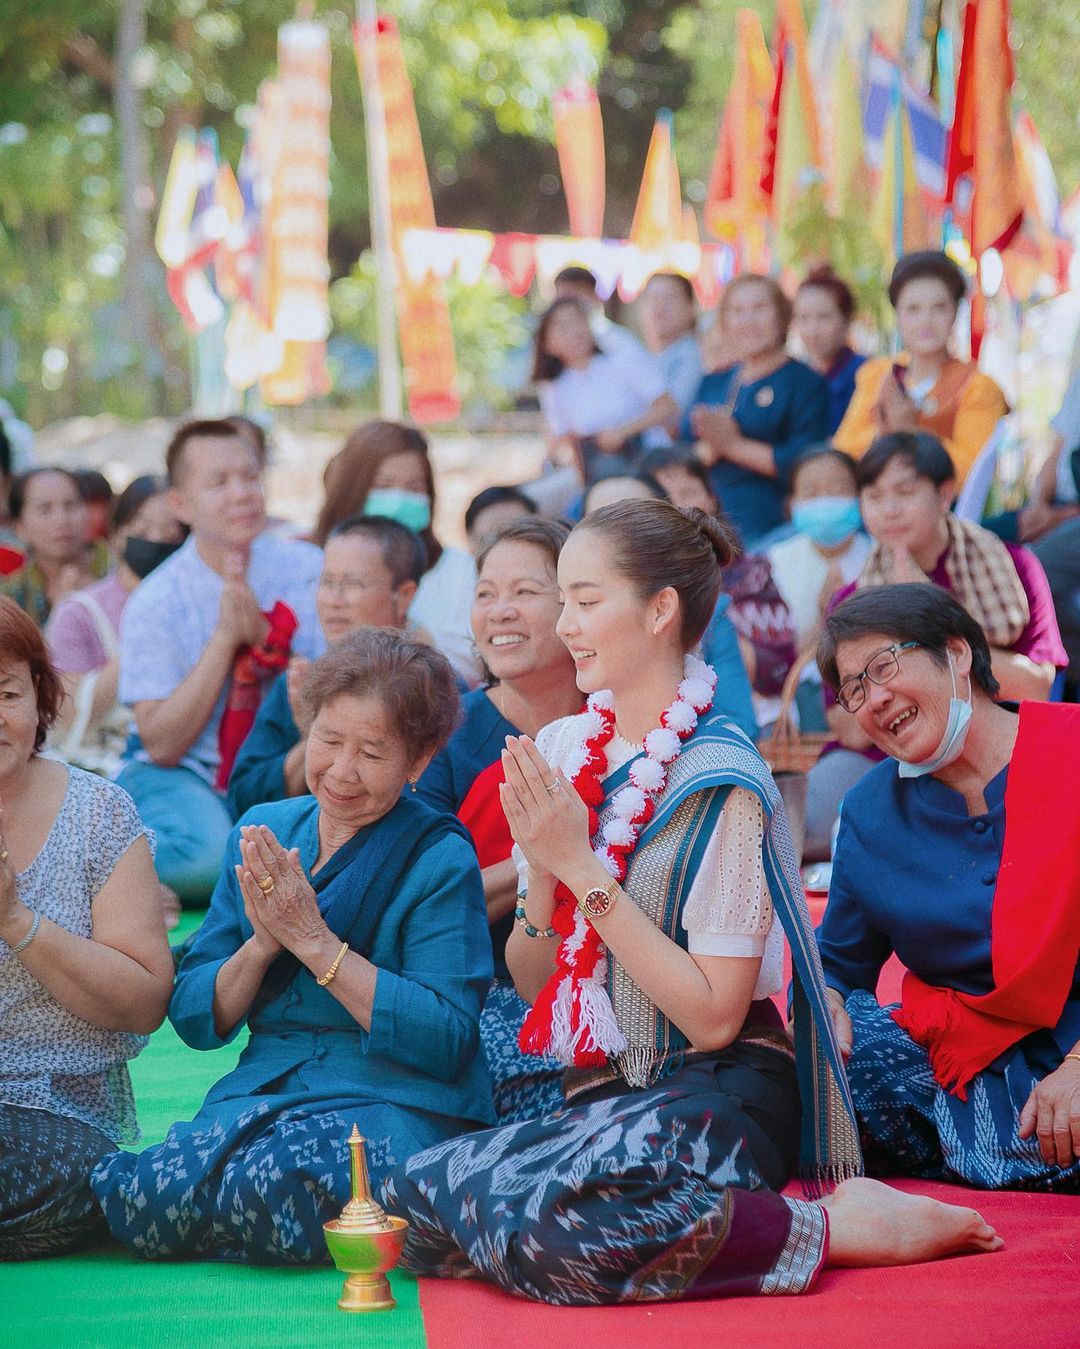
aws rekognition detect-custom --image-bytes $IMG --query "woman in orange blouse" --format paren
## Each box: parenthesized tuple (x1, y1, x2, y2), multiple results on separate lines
(833, 251, 1007, 486)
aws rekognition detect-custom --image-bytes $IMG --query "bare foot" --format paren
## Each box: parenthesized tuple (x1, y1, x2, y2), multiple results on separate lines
(823, 1177, 1004, 1267)
(160, 884, 182, 932)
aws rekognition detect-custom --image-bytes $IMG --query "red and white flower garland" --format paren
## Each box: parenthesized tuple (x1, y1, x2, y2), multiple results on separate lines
(518, 654, 718, 1067)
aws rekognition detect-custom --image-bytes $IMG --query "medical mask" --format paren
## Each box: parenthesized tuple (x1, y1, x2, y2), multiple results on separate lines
(363, 489, 431, 534)
(897, 653, 973, 779)
(790, 496, 861, 548)
(123, 536, 183, 579)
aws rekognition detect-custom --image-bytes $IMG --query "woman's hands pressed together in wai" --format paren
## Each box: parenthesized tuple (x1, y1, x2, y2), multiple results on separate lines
(212, 822, 377, 1039)
(500, 736, 763, 1054)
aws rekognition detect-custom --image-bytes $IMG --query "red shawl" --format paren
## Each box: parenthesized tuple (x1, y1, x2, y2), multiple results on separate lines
(893, 701, 1080, 1099)
(215, 601, 298, 790)
(457, 758, 513, 868)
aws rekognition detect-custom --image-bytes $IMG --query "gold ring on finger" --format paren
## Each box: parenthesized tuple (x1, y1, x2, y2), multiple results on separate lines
(545, 781, 560, 797)
(256, 873, 275, 894)
(0, 849, 8, 862)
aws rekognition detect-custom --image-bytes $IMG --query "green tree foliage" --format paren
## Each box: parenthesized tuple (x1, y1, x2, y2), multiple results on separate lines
(0, 0, 1073, 424)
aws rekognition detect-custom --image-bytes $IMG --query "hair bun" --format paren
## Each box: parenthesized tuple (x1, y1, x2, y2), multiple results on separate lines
(682, 506, 739, 569)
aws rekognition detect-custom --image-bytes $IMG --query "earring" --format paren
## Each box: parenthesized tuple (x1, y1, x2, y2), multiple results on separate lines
(409, 779, 417, 793)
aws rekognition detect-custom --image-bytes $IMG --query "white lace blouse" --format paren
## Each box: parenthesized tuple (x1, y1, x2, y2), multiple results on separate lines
(519, 713, 784, 1000)
(0, 768, 152, 1144)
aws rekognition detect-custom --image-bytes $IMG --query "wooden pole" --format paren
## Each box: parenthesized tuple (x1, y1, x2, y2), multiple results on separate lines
(356, 0, 403, 419)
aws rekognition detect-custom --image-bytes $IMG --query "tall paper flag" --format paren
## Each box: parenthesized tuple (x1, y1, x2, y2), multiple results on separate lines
(830, 42, 869, 218)
(870, 80, 932, 267)
(552, 81, 606, 238)
(261, 19, 332, 405)
(163, 129, 227, 333)
(705, 9, 773, 270)
(946, 0, 1023, 258)
(629, 110, 683, 253)
(354, 16, 460, 424)
(766, 0, 823, 260)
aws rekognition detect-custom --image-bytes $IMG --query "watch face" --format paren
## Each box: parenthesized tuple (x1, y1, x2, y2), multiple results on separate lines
(582, 887, 613, 917)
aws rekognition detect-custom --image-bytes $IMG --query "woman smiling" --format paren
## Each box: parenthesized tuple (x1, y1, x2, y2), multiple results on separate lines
(816, 584, 1080, 1191)
(385, 500, 1002, 1306)
(94, 629, 494, 1264)
(417, 518, 582, 1121)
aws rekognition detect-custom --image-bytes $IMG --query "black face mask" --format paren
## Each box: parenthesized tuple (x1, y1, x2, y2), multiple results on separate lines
(123, 536, 183, 580)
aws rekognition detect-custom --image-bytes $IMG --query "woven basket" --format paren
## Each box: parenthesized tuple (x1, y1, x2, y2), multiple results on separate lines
(758, 648, 830, 776)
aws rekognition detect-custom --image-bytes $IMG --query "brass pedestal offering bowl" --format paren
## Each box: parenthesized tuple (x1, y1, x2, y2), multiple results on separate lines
(323, 1125, 409, 1312)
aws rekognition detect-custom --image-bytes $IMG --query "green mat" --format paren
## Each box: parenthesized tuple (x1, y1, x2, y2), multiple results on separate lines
(0, 913, 427, 1349)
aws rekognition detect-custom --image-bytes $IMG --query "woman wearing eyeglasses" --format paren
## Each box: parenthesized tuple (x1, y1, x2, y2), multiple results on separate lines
(815, 583, 1080, 1192)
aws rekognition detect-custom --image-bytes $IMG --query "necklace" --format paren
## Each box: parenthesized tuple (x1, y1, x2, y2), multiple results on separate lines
(518, 653, 718, 1067)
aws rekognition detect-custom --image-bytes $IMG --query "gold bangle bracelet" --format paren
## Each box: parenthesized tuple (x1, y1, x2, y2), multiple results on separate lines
(316, 939, 350, 987)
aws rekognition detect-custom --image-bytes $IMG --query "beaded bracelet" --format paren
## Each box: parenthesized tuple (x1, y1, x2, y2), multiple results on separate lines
(514, 897, 558, 940)
(11, 911, 41, 957)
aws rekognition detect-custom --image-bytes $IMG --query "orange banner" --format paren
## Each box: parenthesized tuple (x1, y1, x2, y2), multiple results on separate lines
(553, 81, 606, 238)
(705, 9, 773, 270)
(355, 17, 459, 424)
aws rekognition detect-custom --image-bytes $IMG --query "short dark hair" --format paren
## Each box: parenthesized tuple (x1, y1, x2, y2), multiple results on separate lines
(475, 515, 569, 578)
(464, 485, 537, 537)
(72, 468, 114, 506)
(8, 467, 82, 521)
(797, 265, 856, 321)
(113, 474, 169, 532)
(554, 266, 597, 293)
(301, 626, 459, 761)
(0, 422, 11, 480)
(326, 513, 427, 588)
(583, 469, 668, 512)
(640, 448, 719, 498)
(792, 446, 858, 490)
(888, 250, 967, 308)
(575, 499, 740, 649)
(532, 298, 601, 383)
(224, 414, 270, 467)
(817, 582, 1000, 699)
(0, 595, 65, 751)
(855, 432, 956, 491)
(165, 418, 252, 485)
(645, 271, 695, 304)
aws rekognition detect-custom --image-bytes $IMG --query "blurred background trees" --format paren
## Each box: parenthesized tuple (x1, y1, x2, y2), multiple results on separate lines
(0, 0, 1075, 425)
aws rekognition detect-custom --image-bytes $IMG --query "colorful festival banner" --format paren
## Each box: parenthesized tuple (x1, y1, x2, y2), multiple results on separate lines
(354, 16, 460, 424)
(261, 19, 332, 405)
(400, 227, 735, 311)
(705, 9, 773, 271)
(552, 80, 606, 238)
(766, 0, 824, 262)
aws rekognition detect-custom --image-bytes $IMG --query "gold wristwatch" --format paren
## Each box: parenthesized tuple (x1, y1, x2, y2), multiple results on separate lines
(577, 879, 619, 920)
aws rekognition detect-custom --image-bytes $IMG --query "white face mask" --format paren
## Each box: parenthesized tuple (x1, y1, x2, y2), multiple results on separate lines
(897, 651, 973, 779)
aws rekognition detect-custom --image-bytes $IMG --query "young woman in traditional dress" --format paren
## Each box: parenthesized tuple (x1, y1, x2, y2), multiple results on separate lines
(383, 498, 1003, 1304)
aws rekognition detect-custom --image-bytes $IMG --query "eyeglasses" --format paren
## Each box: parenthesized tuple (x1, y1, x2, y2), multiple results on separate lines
(836, 642, 922, 713)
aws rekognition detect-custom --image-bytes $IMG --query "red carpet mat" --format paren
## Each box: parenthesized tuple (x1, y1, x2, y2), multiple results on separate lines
(421, 904, 1077, 1347)
(418, 1182, 1080, 1349)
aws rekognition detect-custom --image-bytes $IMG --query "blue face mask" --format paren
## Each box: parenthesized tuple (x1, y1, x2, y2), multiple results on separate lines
(363, 488, 431, 534)
(897, 653, 973, 778)
(790, 496, 861, 548)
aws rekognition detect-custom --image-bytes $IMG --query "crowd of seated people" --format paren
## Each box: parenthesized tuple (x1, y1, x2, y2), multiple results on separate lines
(2, 247, 1079, 1303)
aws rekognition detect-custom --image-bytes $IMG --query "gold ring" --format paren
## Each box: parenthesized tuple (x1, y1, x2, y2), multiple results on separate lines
(545, 782, 560, 797)
(0, 849, 7, 862)
(256, 873, 275, 894)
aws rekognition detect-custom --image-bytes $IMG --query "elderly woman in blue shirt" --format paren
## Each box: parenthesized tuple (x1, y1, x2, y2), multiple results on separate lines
(93, 628, 494, 1264)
